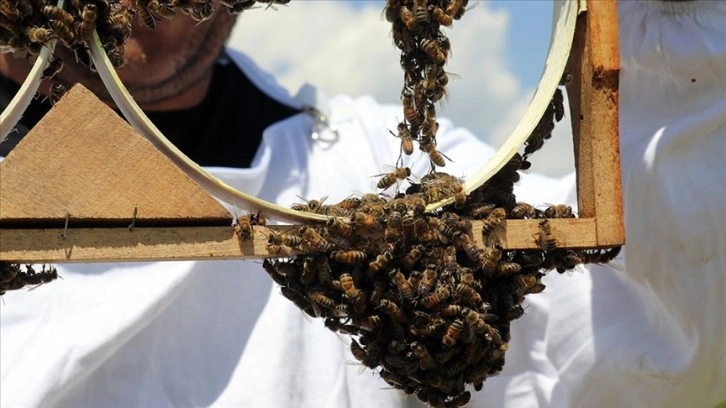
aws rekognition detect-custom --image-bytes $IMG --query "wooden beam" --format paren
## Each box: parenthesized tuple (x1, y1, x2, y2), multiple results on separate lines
(0, 218, 603, 263)
(566, 0, 624, 246)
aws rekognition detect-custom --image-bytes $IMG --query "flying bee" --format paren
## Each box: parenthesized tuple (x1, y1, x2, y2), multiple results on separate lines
(511, 202, 537, 219)
(421, 285, 450, 309)
(78, 4, 97, 41)
(376, 166, 410, 190)
(544, 204, 574, 218)
(418, 264, 437, 296)
(420, 38, 446, 65)
(456, 283, 482, 306)
(42, 55, 63, 80)
(419, 137, 448, 167)
(442, 319, 463, 347)
(537, 219, 557, 251)
(299, 226, 331, 252)
(331, 250, 367, 264)
(482, 207, 507, 235)
(431, 6, 452, 26)
(389, 268, 414, 302)
(446, 0, 468, 19)
(390, 122, 414, 156)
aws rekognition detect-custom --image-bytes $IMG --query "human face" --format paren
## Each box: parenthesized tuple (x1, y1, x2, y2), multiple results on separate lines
(2, 3, 236, 110)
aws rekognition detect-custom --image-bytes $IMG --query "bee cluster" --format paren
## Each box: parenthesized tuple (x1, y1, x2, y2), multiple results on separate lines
(0, 0, 289, 72)
(383, 0, 468, 172)
(261, 152, 620, 407)
(0, 262, 60, 295)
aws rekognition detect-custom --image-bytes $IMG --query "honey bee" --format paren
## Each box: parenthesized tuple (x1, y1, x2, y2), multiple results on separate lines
(25, 26, 55, 45)
(410, 341, 437, 370)
(401, 88, 423, 128)
(42, 55, 63, 80)
(331, 249, 367, 264)
(389, 268, 414, 302)
(340, 273, 366, 312)
(42, 6, 74, 25)
(350, 339, 377, 369)
(480, 243, 502, 274)
(420, 38, 446, 65)
(376, 166, 410, 190)
(78, 4, 97, 41)
(537, 219, 557, 251)
(234, 214, 254, 240)
(47, 82, 68, 105)
(401, 212, 415, 237)
(135, 0, 157, 28)
(450, 391, 471, 407)
(457, 232, 481, 263)
(266, 243, 294, 258)
(326, 217, 352, 238)
(446, 0, 468, 19)
(544, 204, 574, 219)
(391, 20, 416, 53)
(308, 290, 336, 310)
(412, 0, 429, 25)
(48, 19, 75, 44)
(377, 299, 408, 322)
(470, 203, 496, 219)
(431, 6, 452, 26)
(106, 43, 125, 68)
(400, 245, 424, 271)
(553, 88, 565, 122)
(398, 6, 417, 31)
(108, 7, 134, 41)
(442, 319, 463, 347)
(456, 283, 482, 306)
(350, 211, 380, 230)
(390, 122, 414, 156)
(439, 304, 463, 318)
(268, 231, 302, 247)
(148, 0, 176, 20)
(421, 285, 450, 309)
(482, 207, 507, 235)
(381, 0, 399, 22)
(367, 250, 393, 277)
(419, 137, 448, 167)
(299, 226, 331, 252)
(335, 196, 362, 211)
(418, 264, 438, 296)
(511, 202, 537, 219)
(498, 261, 522, 276)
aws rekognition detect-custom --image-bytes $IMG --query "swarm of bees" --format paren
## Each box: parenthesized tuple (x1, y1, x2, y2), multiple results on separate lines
(0, 0, 291, 83)
(261, 150, 620, 407)
(382, 0, 469, 177)
(0, 262, 60, 295)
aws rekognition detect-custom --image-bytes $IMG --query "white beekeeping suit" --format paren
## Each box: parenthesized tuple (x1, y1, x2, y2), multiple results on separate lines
(471, 1, 726, 406)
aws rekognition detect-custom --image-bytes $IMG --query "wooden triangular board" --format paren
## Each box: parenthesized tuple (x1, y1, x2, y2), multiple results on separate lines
(0, 84, 231, 225)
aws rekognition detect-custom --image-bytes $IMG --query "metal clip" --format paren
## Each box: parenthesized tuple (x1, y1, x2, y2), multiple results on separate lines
(302, 105, 339, 146)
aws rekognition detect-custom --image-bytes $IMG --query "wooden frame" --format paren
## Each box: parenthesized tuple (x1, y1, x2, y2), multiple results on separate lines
(0, 0, 623, 263)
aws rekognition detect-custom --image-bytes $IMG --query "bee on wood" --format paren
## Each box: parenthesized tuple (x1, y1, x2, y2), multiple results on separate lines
(268, 231, 302, 247)
(299, 226, 331, 252)
(280, 287, 315, 316)
(412, 0, 429, 25)
(482, 207, 507, 235)
(308, 290, 336, 310)
(511, 202, 537, 219)
(537, 219, 557, 251)
(376, 166, 410, 190)
(234, 214, 254, 240)
(401, 88, 423, 128)
(543, 204, 574, 219)
(401, 212, 416, 238)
